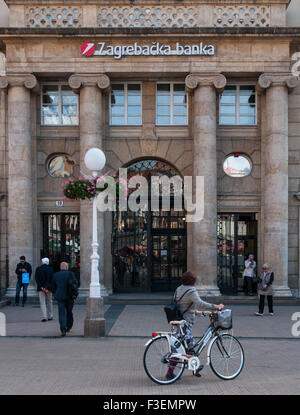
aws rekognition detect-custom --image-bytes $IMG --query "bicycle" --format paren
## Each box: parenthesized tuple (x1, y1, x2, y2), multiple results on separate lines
(143, 310, 244, 385)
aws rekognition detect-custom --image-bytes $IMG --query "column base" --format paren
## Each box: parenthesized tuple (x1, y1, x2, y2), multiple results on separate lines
(79, 286, 111, 298)
(273, 285, 293, 297)
(84, 297, 106, 337)
(196, 285, 221, 297)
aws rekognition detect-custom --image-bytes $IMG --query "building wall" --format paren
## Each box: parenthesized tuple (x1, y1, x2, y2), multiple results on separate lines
(288, 84, 300, 296)
(2, 0, 299, 28)
(0, 0, 299, 297)
(0, 89, 7, 298)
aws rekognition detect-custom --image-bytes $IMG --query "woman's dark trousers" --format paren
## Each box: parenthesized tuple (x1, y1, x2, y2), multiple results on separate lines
(259, 295, 273, 314)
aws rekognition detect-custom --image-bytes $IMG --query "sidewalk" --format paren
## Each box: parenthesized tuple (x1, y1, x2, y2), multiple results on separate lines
(1, 302, 299, 338)
(0, 302, 299, 395)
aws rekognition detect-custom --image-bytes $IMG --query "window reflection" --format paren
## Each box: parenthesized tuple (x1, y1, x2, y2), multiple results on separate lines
(219, 85, 256, 125)
(223, 154, 252, 177)
(110, 83, 141, 125)
(156, 83, 187, 125)
(48, 154, 75, 177)
(42, 85, 78, 125)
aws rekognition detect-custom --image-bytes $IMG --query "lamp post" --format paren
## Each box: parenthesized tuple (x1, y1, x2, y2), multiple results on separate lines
(84, 147, 106, 337)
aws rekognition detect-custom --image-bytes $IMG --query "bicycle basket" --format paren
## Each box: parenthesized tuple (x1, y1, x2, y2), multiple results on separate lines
(214, 309, 232, 330)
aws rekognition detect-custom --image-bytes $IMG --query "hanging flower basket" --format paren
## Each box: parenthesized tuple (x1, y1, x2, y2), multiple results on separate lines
(62, 171, 127, 201)
(62, 177, 97, 201)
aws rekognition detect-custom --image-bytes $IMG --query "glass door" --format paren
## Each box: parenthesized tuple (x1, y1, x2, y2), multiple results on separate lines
(42, 213, 80, 279)
(217, 213, 257, 295)
(151, 232, 187, 292)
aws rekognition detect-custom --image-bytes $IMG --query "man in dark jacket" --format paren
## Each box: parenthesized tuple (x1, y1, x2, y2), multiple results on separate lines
(52, 262, 78, 336)
(14, 256, 32, 306)
(35, 258, 54, 322)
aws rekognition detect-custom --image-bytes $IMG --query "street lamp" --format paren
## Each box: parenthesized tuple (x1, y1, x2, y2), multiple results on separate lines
(84, 147, 106, 337)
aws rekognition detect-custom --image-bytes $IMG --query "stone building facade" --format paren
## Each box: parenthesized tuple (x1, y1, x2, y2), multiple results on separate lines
(1, 0, 300, 299)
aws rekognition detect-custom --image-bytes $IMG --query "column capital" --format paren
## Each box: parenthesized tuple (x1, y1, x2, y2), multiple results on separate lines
(68, 74, 110, 92)
(185, 73, 226, 92)
(0, 73, 38, 91)
(258, 72, 299, 92)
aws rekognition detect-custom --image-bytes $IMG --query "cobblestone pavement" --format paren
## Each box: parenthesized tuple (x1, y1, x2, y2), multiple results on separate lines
(0, 303, 299, 395)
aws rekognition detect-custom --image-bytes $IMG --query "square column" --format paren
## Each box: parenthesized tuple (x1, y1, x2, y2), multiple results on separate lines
(185, 73, 226, 296)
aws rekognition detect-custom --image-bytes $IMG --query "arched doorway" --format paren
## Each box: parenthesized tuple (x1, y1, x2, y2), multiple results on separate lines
(112, 158, 187, 292)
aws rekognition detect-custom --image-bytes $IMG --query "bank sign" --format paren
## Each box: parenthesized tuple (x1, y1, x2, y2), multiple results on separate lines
(81, 41, 215, 60)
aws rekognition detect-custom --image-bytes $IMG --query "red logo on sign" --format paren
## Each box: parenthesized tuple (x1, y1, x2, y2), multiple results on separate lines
(81, 42, 95, 57)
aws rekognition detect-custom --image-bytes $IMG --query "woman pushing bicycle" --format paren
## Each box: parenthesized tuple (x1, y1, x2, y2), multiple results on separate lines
(166, 271, 224, 379)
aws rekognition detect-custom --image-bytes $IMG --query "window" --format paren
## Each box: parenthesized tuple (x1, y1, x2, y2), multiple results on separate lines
(219, 85, 256, 125)
(156, 83, 187, 125)
(110, 83, 142, 125)
(223, 153, 252, 178)
(47, 154, 75, 178)
(41, 84, 78, 126)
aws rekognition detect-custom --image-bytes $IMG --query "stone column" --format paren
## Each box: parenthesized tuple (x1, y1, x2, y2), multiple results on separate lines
(185, 73, 226, 296)
(258, 73, 298, 297)
(68, 74, 110, 300)
(0, 74, 38, 291)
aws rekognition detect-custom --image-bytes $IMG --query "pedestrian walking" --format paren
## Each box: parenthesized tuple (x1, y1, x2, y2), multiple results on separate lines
(52, 262, 78, 337)
(255, 263, 274, 316)
(14, 256, 32, 307)
(243, 254, 256, 296)
(35, 258, 54, 322)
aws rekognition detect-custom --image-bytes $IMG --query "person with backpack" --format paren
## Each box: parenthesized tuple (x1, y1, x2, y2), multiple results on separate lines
(166, 271, 224, 379)
(52, 262, 79, 337)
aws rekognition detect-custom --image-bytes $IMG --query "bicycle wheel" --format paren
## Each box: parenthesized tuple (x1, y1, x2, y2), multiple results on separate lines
(209, 334, 244, 380)
(143, 336, 185, 385)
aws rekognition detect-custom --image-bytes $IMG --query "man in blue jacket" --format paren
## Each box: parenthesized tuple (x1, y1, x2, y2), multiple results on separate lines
(14, 256, 32, 307)
(52, 262, 78, 337)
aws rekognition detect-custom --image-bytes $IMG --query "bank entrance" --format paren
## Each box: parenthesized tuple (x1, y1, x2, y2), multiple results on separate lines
(217, 213, 257, 295)
(111, 159, 187, 292)
(42, 213, 80, 278)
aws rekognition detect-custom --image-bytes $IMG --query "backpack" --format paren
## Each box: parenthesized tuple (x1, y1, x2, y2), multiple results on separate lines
(67, 272, 79, 301)
(164, 288, 194, 323)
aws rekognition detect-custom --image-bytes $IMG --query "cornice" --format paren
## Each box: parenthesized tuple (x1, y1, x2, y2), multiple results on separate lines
(0, 27, 299, 38)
